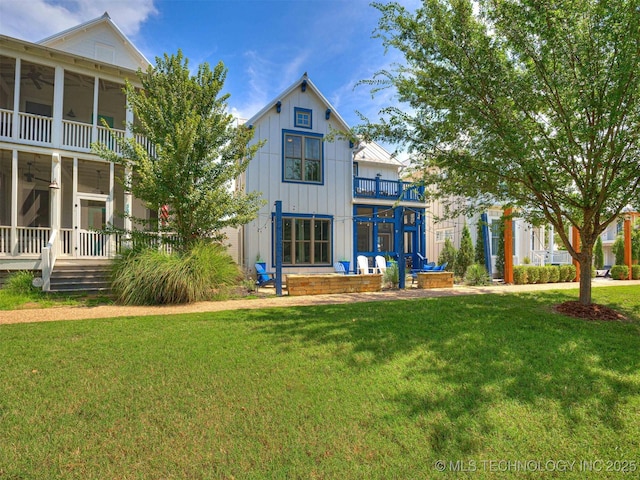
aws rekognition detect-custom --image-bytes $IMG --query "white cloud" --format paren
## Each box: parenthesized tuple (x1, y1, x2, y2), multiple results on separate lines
(0, 0, 157, 42)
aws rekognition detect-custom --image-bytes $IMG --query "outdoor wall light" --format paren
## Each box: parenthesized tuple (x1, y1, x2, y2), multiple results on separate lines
(325, 108, 331, 120)
(301, 79, 307, 92)
(276, 101, 281, 113)
(48, 180, 60, 190)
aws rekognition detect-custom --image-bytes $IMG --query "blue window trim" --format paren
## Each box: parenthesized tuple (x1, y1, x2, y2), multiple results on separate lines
(294, 107, 312, 129)
(271, 212, 334, 267)
(282, 129, 325, 185)
(353, 161, 359, 177)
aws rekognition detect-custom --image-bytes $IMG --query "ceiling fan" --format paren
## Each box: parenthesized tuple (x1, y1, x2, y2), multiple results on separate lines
(22, 67, 54, 90)
(24, 162, 49, 183)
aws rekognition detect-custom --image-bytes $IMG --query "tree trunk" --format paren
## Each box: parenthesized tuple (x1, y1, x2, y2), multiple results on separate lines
(578, 252, 593, 306)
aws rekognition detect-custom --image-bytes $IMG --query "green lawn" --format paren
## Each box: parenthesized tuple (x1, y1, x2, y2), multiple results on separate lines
(1, 286, 639, 479)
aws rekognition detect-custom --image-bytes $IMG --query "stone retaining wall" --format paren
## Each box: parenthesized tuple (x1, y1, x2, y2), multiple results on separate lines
(286, 274, 383, 296)
(416, 271, 454, 289)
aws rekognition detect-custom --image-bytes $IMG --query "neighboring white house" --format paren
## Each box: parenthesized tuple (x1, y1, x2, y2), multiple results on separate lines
(0, 13, 155, 280)
(240, 74, 428, 275)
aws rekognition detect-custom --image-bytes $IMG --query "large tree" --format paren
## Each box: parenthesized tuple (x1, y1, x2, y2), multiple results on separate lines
(94, 51, 264, 251)
(361, 0, 640, 305)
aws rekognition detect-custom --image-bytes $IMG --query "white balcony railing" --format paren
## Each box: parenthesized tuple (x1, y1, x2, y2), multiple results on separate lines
(61, 228, 72, 255)
(78, 230, 109, 257)
(97, 126, 125, 155)
(0, 226, 10, 254)
(0, 108, 13, 138)
(19, 112, 52, 144)
(62, 120, 92, 150)
(17, 226, 51, 255)
(135, 133, 156, 158)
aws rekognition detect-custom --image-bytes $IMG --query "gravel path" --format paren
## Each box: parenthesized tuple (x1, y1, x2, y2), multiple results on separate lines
(1, 279, 638, 326)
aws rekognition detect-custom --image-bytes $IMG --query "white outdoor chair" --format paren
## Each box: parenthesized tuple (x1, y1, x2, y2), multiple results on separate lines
(375, 255, 387, 275)
(357, 255, 374, 274)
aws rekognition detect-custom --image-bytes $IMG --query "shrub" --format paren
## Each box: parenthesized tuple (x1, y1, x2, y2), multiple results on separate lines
(538, 266, 550, 283)
(560, 264, 577, 282)
(383, 261, 399, 287)
(610, 265, 629, 280)
(547, 265, 560, 283)
(632, 265, 640, 280)
(111, 242, 241, 305)
(3, 271, 37, 295)
(613, 235, 625, 265)
(438, 238, 457, 273)
(474, 221, 486, 265)
(455, 224, 474, 277)
(526, 266, 540, 284)
(464, 263, 491, 286)
(594, 236, 604, 270)
(513, 266, 528, 285)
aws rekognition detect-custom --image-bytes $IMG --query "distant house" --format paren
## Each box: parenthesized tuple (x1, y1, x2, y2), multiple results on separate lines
(0, 13, 156, 288)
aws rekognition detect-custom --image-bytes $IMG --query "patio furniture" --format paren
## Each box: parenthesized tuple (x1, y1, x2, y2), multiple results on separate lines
(255, 263, 276, 290)
(334, 262, 347, 274)
(375, 255, 387, 275)
(357, 255, 375, 274)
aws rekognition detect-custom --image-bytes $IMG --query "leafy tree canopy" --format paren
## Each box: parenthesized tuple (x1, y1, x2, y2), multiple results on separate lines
(94, 51, 264, 250)
(359, 0, 640, 304)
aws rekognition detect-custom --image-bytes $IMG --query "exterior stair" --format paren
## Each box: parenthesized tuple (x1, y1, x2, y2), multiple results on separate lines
(49, 261, 112, 293)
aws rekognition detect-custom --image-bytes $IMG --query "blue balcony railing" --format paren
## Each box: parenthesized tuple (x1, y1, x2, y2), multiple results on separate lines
(353, 176, 424, 202)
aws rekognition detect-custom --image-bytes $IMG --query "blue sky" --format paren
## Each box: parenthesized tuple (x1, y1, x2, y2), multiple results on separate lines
(0, 0, 418, 132)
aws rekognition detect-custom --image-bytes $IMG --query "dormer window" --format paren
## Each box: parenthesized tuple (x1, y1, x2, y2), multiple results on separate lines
(294, 107, 312, 129)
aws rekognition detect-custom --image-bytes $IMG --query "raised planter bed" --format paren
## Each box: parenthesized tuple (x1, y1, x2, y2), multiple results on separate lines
(416, 271, 454, 289)
(286, 273, 383, 296)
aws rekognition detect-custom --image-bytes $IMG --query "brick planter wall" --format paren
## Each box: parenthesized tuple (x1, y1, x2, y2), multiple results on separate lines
(286, 274, 383, 296)
(416, 271, 454, 289)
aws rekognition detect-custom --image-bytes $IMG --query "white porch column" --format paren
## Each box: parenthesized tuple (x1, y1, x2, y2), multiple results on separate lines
(548, 224, 555, 263)
(10, 149, 18, 255)
(12, 58, 21, 142)
(125, 104, 134, 139)
(50, 154, 61, 230)
(72, 157, 78, 257)
(49, 153, 61, 260)
(91, 76, 99, 144)
(108, 162, 116, 256)
(51, 66, 65, 148)
(124, 167, 132, 233)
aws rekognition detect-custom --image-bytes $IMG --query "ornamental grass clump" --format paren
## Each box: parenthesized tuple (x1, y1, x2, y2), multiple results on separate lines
(111, 242, 241, 305)
(464, 264, 491, 286)
(3, 271, 37, 295)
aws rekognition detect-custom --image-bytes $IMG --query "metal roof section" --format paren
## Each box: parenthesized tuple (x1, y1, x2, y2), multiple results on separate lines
(353, 141, 404, 168)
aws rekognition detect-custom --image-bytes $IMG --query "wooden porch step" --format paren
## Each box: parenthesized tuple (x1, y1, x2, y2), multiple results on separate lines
(49, 264, 112, 293)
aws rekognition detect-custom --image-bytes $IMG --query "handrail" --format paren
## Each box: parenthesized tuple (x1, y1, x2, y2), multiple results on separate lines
(41, 229, 58, 292)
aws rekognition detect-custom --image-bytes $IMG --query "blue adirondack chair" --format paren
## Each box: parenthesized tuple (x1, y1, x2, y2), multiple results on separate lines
(255, 263, 276, 290)
(434, 262, 448, 271)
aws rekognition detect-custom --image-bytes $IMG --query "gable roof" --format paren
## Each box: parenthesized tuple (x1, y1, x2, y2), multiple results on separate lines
(38, 12, 150, 70)
(246, 73, 351, 133)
